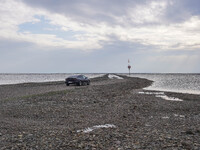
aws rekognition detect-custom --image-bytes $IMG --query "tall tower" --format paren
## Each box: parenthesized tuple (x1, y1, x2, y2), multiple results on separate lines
(128, 59, 131, 76)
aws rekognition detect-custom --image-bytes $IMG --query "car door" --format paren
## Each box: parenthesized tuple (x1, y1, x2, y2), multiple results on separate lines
(82, 75, 88, 83)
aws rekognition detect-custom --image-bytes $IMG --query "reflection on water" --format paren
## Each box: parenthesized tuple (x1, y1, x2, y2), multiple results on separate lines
(131, 74, 200, 95)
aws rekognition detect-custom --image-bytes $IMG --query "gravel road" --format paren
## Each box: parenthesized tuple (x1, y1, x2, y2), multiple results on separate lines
(0, 74, 199, 149)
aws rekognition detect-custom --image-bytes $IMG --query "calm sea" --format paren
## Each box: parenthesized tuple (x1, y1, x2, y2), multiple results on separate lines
(130, 74, 200, 95)
(0, 73, 104, 85)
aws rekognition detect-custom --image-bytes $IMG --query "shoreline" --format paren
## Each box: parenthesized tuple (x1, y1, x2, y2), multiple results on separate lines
(1, 73, 200, 96)
(1, 74, 200, 98)
(0, 75, 199, 149)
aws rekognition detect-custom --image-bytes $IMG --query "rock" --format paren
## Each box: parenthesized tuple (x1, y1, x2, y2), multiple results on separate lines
(27, 134, 33, 137)
(133, 145, 140, 149)
(85, 146, 90, 150)
(185, 130, 194, 135)
(115, 140, 121, 145)
(181, 141, 192, 149)
(196, 129, 200, 133)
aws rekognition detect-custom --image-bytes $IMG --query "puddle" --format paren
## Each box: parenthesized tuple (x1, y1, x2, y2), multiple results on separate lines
(174, 114, 185, 118)
(138, 91, 183, 101)
(138, 91, 164, 95)
(162, 116, 170, 119)
(77, 124, 116, 133)
(155, 95, 183, 101)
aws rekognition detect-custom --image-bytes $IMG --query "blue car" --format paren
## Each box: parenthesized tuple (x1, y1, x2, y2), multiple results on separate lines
(65, 75, 90, 86)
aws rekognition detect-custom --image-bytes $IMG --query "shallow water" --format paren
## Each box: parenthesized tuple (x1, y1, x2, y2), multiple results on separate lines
(131, 74, 200, 95)
(138, 91, 183, 101)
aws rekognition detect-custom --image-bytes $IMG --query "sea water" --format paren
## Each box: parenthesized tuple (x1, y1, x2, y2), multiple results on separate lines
(131, 74, 200, 95)
(0, 73, 104, 85)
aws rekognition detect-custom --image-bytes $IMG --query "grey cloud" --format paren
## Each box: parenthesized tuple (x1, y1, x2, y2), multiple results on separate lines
(1, 38, 199, 73)
(182, 0, 200, 15)
(22, 0, 200, 25)
(162, 1, 191, 23)
(22, 0, 149, 25)
(0, 38, 153, 73)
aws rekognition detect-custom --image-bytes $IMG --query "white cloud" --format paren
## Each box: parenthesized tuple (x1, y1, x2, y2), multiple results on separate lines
(0, 0, 39, 31)
(127, 1, 168, 24)
(0, 0, 200, 52)
(0, 0, 104, 51)
(107, 16, 200, 50)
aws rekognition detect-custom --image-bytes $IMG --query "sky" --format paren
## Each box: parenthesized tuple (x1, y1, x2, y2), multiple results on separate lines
(0, 0, 200, 73)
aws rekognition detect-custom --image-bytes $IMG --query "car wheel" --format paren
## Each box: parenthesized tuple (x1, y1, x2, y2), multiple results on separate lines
(78, 81, 82, 86)
(87, 81, 90, 85)
(66, 83, 69, 86)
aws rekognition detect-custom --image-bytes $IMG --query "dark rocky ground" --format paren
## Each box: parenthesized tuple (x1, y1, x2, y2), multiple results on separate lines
(0, 75, 200, 149)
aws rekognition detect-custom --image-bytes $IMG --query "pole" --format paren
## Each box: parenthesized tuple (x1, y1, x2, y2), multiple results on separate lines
(128, 59, 131, 76)
(128, 65, 131, 76)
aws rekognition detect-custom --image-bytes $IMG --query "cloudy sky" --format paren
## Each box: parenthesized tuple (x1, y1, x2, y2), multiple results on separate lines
(0, 0, 200, 73)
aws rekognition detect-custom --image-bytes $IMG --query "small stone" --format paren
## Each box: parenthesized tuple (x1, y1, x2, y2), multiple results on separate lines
(145, 124, 151, 127)
(133, 145, 140, 149)
(115, 140, 121, 145)
(185, 130, 194, 135)
(27, 134, 33, 137)
(196, 129, 200, 133)
(181, 141, 192, 149)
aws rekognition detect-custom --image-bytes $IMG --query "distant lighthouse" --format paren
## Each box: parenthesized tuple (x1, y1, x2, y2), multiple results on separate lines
(128, 59, 131, 76)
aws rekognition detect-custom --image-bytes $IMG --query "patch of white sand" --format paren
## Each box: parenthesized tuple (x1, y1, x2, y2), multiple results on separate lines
(108, 74, 123, 79)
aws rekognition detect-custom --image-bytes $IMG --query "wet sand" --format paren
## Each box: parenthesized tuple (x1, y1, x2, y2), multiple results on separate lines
(0, 75, 200, 149)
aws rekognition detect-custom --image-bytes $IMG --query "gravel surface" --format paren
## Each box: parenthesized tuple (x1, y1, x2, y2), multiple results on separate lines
(0, 74, 200, 149)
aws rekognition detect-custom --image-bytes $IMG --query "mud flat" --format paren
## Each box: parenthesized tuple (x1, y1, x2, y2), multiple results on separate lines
(0, 75, 200, 149)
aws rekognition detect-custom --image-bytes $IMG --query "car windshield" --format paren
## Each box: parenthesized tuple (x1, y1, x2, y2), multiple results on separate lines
(68, 75, 78, 78)
(77, 75, 83, 79)
(68, 75, 88, 79)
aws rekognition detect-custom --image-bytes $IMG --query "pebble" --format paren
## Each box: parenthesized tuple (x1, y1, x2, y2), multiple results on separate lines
(185, 130, 195, 135)
(115, 140, 121, 145)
